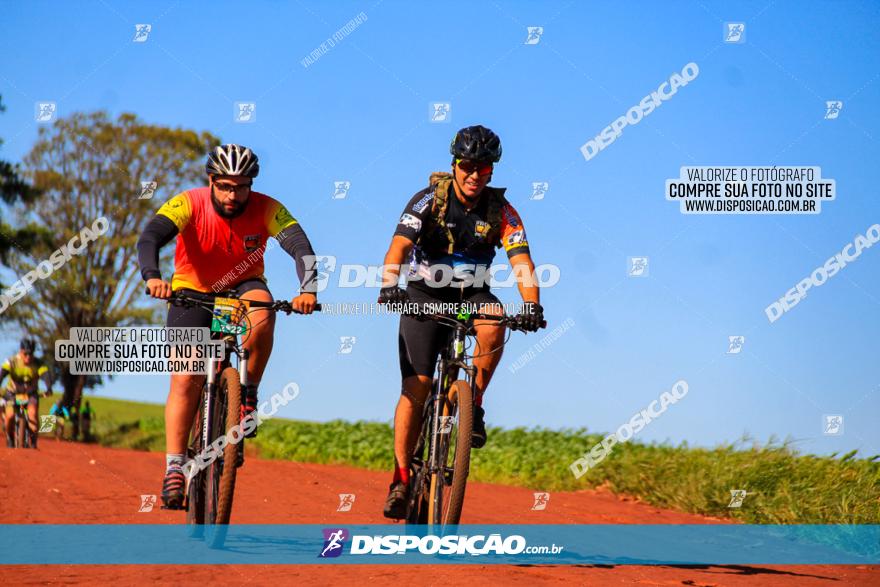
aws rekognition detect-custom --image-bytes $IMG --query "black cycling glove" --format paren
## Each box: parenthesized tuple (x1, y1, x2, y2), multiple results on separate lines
(516, 302, 544, 332)
(378, 286, 409, 305)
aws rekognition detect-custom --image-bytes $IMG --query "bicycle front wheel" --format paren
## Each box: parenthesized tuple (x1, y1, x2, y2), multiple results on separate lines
(186, 385, 207, 538)
(204, 367, 242, 549)
(428, 380, 473, 527)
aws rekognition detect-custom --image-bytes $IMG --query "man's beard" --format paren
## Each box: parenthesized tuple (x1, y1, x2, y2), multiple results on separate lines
(211, 187, 248, 219)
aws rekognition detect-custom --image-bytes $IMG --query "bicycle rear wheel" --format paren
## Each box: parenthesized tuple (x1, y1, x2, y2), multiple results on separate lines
(428, 380, 473, 527)
(204, 367, 242, 549)
(15, 410, 27, 448)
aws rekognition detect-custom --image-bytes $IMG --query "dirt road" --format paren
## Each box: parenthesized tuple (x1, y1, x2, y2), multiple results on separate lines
(0, 442, 875, 585)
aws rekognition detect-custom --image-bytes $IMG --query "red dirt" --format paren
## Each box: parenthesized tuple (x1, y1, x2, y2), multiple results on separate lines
(0, 441, 876, 585)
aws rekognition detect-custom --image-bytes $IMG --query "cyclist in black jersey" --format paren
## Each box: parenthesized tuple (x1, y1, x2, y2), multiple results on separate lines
(378, 126, 544, 518)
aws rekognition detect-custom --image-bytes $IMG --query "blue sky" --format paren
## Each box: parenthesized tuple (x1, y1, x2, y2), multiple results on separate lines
(1, 1, 878, 457)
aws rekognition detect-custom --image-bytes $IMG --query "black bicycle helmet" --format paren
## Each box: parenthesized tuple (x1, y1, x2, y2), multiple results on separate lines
(205, 144, 260, 178)
(450, 125, 502, 163)
(20, 338, 36, 353)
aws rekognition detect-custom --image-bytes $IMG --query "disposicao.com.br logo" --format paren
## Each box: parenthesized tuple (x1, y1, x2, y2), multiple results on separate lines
(319, 528, 350, 558)
(318, 529, 563, 557)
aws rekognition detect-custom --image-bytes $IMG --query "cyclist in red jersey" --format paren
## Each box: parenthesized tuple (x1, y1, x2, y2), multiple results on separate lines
(137, 144, 319, 509)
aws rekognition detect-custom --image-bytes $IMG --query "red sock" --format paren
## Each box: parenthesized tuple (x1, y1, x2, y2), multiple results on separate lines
(393, 466, 409, 484)
(474, 392, 484, 407)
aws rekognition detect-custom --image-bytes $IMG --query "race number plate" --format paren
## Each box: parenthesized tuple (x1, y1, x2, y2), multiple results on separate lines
(211, 297, 251, 335)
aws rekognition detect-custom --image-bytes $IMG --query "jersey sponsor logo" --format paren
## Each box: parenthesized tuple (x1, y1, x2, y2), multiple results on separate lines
(274, 205, 297, 229)
(157, 193, 190, 228)
(244, 234, 261, 252)
(507, 229, 527, 246)
(503, 206, 520, 228)
(399, 213, 422, 231)
(474, 220, 491, 238)
(412, 193, 433, 213)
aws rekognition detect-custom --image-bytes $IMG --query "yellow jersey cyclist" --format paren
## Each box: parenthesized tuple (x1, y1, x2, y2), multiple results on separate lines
(2, 339, 54, 448)
(136, 144, 319, 509)
(378, 126, 544, 518)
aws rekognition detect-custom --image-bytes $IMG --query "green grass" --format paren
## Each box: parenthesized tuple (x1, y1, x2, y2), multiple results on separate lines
(72, 396, 880, 524)
(41, 396, 166, 452)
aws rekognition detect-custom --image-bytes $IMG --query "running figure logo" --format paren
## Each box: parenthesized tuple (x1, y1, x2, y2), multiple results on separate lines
(133, 24, 152, 42)
(333, 181, 351, 200)
(628, 256, 649, 277)
(235, 102, 256, 123)
(724, 23, 745, 43)
(308, 254, 336, 293)
(319, 528, 349, 558)
(35, 102, 57, 123)
(727, 335, 745, 354)
(823, 415, 843, 435)
(139, 495, 157, 512)
(439, 416, 455, 434)
(525, 26, 544, 45)
(139, 181, 158, 200)
(728, 489, 748, 508)
(38, 415, 56, 433)
(337, 494, 356, 512)
(430, 102, 451, 123)
(530, 182, 549, 201)
(339, 336, 357, 354)
(531, 492, 550, 511)
(824, 101, 843, 120)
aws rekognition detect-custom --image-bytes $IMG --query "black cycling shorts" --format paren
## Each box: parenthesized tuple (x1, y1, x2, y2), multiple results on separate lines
(166, 278, 271, 329)
(398, 285, 502, 379)
(3, 390, 39, 408)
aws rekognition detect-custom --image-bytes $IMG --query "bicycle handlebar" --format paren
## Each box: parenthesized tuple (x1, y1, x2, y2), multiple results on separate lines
(380, 300, 547, 333)
(145, 288, 321, 314)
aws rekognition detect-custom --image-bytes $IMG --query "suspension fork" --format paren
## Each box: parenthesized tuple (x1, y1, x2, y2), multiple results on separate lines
(428, 324, 469, 471)
(428, 357, 446, 472)
(238, 347, 249, 387)
(200, 336, 234, 453)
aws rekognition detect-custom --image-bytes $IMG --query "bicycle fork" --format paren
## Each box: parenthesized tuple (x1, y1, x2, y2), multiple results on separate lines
(427, 327, 473, 478)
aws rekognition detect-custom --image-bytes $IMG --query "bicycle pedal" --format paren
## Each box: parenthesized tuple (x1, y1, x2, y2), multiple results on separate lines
(160, 503, 186, 511)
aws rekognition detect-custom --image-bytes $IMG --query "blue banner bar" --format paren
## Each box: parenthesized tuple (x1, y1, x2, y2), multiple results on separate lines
(1, 525, 877, 565)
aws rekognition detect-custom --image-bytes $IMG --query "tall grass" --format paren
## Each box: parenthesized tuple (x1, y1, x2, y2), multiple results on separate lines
(77, 397, 880, 524)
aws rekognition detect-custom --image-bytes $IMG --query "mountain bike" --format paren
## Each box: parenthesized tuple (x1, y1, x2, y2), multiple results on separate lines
(158, 289, 319, 548)
(12, 392, 35, 448)
(397, 304, 545, 528)
(10, 381, 45, 449)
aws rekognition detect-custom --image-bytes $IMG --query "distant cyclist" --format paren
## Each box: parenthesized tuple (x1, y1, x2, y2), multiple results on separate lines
(49, 399, 72, 439)
(81, 400, 95, 441)
(378, 125, 544, 518)
(137, 144, 319, 509)
(1, 339, 54, 448)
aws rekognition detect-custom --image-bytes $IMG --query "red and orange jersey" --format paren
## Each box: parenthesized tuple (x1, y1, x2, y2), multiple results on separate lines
(156, 187, 299, 292)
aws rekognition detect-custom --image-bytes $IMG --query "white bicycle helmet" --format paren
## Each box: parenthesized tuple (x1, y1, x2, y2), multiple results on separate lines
(205, 144, 260, 178)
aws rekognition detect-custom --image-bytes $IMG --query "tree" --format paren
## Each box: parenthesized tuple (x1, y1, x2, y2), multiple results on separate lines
(0, 110, 219, 424)
(0, 94, 42, 260)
